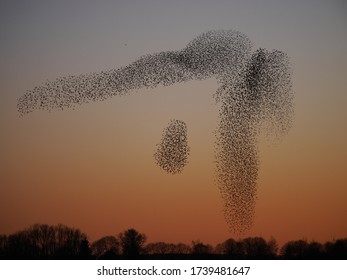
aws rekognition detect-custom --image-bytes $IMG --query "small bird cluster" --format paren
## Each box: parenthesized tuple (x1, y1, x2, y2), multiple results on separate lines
(154, 120, 190, 174)
(18, 30, 293, 234)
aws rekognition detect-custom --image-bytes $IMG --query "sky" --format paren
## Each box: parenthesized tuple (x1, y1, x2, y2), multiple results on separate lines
(1, 0, 346, 246)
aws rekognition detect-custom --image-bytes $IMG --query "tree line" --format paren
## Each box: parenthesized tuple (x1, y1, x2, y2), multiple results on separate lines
(0, 224, 346, 259)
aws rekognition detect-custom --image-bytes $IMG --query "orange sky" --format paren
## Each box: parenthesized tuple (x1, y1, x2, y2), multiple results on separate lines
(1, 1, 346, 247)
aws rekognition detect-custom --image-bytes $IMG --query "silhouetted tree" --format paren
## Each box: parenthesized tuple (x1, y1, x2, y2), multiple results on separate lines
(91, 236, 120, 259)
(54, 224, 88, 259)
(79, 238, 92, 259)
(174, 243, 191, 254)
(7, 229, 37, 259)
(215, 237, 277, 259)
(268, 237, 278, 256)
(2, 224, 347, 260)
(280, 239, 309, 259)
(146, 242, 172, 255)
(305, 241, 324, 259)
(191, 241, 213, 255)
(5, 224, 89, 259)
(238, 237, 274, 258)
(0, 235, 8, 259)
(324, 241, 334, 258)
(214, 243, 224, 254)
(119, 229, 146, 257)
(145, 242, 191, 255)
(325, 239, 347, 259)
(30, 224, 56, 257)
(215, 238, 241, 257)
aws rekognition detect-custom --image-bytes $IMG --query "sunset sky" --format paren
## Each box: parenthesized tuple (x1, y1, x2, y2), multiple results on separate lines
(1, 0, 346, 247)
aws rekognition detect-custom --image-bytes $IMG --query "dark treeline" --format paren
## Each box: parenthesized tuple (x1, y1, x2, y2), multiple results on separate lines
(0, 224, 346, 260)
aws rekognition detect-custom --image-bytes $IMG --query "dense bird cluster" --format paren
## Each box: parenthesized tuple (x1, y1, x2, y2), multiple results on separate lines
(18, 30, 293, 233)
(154, 120, 190, 174)
(17, 30, 251, 114)
(215, 48, 293, 232)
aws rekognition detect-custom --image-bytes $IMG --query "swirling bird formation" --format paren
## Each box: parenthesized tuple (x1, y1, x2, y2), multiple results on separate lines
(18, 30, 293, 234)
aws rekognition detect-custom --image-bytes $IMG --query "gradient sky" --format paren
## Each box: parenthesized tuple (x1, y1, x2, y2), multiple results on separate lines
(1, 0, 346, 247)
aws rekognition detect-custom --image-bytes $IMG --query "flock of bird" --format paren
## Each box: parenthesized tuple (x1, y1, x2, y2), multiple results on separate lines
(154, 119, 190, 174)
(18, 30, 293, 233)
